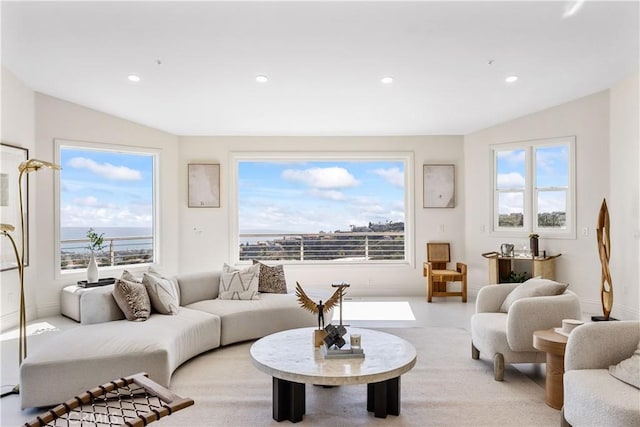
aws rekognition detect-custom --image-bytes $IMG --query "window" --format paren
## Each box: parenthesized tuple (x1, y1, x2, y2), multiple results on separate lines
(55, 139, 158, 274)
(231, 152, 412, 264)
(492, 137, 575, 238)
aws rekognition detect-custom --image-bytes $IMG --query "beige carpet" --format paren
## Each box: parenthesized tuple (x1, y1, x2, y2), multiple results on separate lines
(154, 327, 560, 426)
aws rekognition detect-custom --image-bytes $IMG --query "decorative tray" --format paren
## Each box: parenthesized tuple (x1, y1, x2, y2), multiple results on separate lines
(77, 277, 116, 288)
(321, 344, 365, 359)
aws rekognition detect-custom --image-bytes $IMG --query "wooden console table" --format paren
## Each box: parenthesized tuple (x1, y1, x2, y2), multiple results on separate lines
(482, 252, 561, 284)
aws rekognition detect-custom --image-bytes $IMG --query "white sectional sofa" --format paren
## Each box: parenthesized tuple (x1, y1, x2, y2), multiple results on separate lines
(21, 270, 329, 408)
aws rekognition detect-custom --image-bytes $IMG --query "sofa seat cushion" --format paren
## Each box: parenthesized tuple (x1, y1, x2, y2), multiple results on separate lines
(564, 369, 640, 427)
(186, 292, 326, 346)
(470, 312, 543, 364)
(20, 307, 221, 409)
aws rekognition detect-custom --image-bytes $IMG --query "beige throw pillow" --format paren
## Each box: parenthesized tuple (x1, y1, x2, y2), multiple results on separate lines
(143, 272, 180, 315)
(219, 263, 260, 300)
(253, 260, 287, 294)
(112, 279, 151, 321)
(121, 269, 139, 282)
(500, 277, 569, 313)
(609, 341, 640, 389)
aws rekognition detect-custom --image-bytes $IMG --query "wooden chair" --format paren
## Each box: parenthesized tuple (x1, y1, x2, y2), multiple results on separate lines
(423, 242, 467, 302)
(24, 372, 193, 427)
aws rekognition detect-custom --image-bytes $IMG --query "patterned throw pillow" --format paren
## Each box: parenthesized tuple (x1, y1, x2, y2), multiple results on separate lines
(112, 279, 151, 321)
(219, 263, 260, 300)
(142, 272, 180, 315)
(252, 260, 287, 294)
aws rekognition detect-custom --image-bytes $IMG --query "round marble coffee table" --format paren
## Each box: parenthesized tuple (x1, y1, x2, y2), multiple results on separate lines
(250, 327, 417, 422)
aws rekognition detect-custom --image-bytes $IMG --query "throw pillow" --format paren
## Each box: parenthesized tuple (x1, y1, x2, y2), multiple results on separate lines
(609, 340, 640, 389)
(252, 260, 287, 294)
(121, 269, 139, 282)
(147, 267, 181, 306)
(142, 272, 180, 315)
(500, 277, 569, 313)
(219, 263, 260, 300)
(112, 279, 151, 321)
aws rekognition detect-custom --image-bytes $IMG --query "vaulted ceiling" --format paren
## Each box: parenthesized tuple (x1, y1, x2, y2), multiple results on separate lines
(2, 1, 638, 136)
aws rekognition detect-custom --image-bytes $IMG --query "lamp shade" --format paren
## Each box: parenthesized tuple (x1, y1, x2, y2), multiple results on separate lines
(18, 159, 61, 173)
(1, 223, 16, 232)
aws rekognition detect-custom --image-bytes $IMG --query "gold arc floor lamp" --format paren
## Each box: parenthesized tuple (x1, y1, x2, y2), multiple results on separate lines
(1, 159, 60, 397)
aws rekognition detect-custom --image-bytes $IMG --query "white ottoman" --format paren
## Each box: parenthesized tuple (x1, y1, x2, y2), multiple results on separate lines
(60, 284, 125, 324)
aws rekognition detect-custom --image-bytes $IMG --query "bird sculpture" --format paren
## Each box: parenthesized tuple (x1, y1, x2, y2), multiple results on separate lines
(295, 282, 344, 329)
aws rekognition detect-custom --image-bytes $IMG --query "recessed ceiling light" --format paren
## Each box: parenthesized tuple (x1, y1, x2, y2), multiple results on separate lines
(256, 75, 269, 83)
(127, 74, 141, 82)
(381, 77, 394, 84)
(505, 75, 519, 83)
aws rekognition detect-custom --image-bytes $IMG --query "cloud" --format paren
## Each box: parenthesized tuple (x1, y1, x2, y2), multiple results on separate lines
(72, 196, 99, 206)
(67, 157, 142, 181)
(308, 189, 346, 201)
(497, 172, 525, 189)
(372, 168, 404, 187)
(281, 167, 359, 189)
(61, 203, 152, 228)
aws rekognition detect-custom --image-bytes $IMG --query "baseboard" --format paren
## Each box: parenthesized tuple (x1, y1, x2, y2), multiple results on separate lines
(581, 297, 639, 321)
(36, 302, 61, 319)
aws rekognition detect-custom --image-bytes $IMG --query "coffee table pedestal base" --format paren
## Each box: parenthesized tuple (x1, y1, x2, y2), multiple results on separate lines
(367, 377, 400, 418)
(273, 378, 305, 423)
(272, 376, 402, 422)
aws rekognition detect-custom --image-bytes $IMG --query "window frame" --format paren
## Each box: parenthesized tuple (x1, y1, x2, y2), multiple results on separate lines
(491, 136, 576, 239)
(229, 151, 414, 266)
(54, 139, 161, 278)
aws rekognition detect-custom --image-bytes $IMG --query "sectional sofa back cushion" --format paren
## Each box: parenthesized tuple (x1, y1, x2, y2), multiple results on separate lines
(176, 271, 222, 306)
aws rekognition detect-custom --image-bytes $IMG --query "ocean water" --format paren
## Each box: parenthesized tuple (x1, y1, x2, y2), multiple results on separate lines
(61, 227, 153, 253)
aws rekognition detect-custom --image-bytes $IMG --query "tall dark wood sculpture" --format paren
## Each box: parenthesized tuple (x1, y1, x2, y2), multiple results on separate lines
(593, 198, 614, 321)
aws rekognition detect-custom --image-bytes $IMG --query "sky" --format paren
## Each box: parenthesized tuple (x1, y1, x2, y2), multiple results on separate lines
(496, 145, 568, 215)
(60, 147, 154, 228)
(239, 160, 405, 234)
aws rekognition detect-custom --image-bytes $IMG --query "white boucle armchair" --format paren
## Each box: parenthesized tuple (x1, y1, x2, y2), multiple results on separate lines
(470, 283, 581, 381)
(562, 320, 640, 427)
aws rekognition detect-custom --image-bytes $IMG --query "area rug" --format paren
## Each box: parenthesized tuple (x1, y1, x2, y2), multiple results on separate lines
(155, 327, 560, 426)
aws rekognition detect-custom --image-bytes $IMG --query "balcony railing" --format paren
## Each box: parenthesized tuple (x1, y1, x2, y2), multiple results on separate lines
(60, 235, 153, 270)
(239, 232, 405, 262)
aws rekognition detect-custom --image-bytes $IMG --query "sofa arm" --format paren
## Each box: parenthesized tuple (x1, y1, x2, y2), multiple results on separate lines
(506, 291, 581, 351)
(565, 320, 640, 371)
(475, 284, 518, 313)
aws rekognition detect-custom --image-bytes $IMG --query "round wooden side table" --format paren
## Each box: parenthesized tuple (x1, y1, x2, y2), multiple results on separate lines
(533, 329, 568, 410)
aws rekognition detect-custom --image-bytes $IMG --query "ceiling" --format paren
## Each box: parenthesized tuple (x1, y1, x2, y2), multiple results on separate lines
(2, 1, 638, 136)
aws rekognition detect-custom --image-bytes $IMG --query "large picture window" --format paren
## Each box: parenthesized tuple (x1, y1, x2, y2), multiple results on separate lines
(231, 152, 412, 264)
(492, 136, 575, 238)
(55, 140, 158, 274)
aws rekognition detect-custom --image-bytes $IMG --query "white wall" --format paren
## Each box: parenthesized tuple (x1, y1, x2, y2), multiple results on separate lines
(32, 94, 180, 318)
(0, 67, 35, 330)
(465, 87, 639, 320)
(178, 136, 465, 297)
(609, 67, 640, 320)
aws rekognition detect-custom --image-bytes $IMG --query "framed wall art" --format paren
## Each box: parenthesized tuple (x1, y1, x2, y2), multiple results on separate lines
(1, 142, 29, 271)
(423, 164, 455, 208)
(188, 163, 220, 208)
